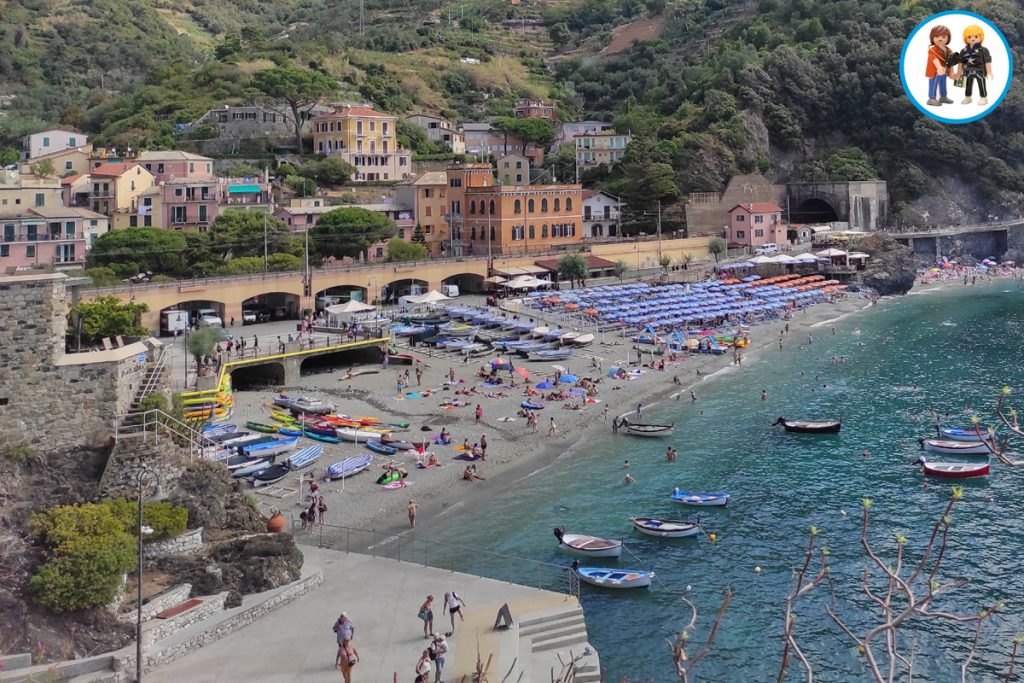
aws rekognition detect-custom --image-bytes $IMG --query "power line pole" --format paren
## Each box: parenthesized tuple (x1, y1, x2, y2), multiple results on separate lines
(263, 211, 269, 273)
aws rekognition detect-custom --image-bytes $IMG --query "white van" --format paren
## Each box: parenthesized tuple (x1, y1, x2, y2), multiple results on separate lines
(442, 284, 460, 298)
(754, 243, 779, 256)
(195, 308, 223, 328)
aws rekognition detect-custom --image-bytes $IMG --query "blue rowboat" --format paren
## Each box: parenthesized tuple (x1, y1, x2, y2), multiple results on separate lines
(573, 563, 654, 589)
(202, 423, 237, 435)
(938, 425, 988, 442)
(521, 401, 544, 410)
(631, 517, 701, 538)
(278, 427, 303, 437)
(287, 444, 325, 469)
(366, 439, 397, 455)
(324, 453, 374, 480)
(303, 430, 341, 444)
(241, 435, 299, 457)
(670, 490, 730, 507)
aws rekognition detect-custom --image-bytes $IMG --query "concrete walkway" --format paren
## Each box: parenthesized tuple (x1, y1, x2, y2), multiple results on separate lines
(148, 547, 578, 682)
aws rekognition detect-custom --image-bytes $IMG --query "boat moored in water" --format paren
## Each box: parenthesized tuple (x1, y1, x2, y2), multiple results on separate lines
(917, 457, 990, 479)
(573, 562, 653, 589)
(670, 489, 730, 506)
(918, 438, 990, 455)
(773, 417, 842, 434)
(630, 517, 701, 538)
(554, 528, 623, 558)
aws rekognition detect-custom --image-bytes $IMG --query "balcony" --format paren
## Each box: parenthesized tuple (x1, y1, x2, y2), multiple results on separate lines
(53, 254, 86, 266)
(3, 232, 85, 243)
(90, 190, 114, 198)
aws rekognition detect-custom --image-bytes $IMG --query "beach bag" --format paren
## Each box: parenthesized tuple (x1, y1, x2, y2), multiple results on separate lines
(418, 609, 429, 621)
(953, 76, 965, 88)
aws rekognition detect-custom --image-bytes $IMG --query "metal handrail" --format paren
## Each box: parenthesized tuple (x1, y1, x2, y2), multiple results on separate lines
(115, 408, 206, 462)
(135, 346, 168, 404)
(299, 521, 580, 600)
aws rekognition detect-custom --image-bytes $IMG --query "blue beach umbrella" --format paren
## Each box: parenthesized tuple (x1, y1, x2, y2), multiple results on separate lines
(559, 374, 579, 383)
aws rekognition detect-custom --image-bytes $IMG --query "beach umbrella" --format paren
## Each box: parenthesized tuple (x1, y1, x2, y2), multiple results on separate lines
(536, 380, 555, 389)
(559, 374, 579, 383)
(515, 367, 530, 380)
(490, 358, 507, 367)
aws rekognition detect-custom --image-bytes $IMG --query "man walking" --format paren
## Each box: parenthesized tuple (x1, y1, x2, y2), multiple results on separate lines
(333, 612, 356, 669)
(429, 633, 449, 683)
(408, 499, 419, 528)
(548, 416, 558, 436)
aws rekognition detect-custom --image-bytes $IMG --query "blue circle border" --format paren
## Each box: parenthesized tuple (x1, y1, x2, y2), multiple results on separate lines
(899, 10, 1014, 125)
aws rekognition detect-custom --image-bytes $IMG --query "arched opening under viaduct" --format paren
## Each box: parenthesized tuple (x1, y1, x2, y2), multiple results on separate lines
(442, 273, 485, 294)
(300, 346, 384, 378)
(229, 361, 286, 390)
(242, 292, 301, 322)
(315, 285, 369, 311)
(384, 278, 428, 303)
(157, 299, 226, 336)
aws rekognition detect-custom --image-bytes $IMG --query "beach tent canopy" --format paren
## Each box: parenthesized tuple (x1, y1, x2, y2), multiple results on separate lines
(326, 300, 375, 314)
(506, 276, 548, 289)
(847, 252, 871, 259)
(483, 275, 508, 284)
(749, 255, 775, 264)
(815, 248, 848, 258)
(415, 289, 452, 303)
(769, 254, 799, 263)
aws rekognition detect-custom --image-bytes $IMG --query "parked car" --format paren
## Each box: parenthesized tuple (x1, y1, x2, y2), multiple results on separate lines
(754, 243, 780, 256)
(194, 308, 223, 328)
(241, 309, 257, 325)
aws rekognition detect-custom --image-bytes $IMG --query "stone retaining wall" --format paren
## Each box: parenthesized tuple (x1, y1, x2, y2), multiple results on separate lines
(142, 592, 228, 647)
(116, 583, 193, 624)
(143, 569, 323, 673)
(143, 528, 203, 559)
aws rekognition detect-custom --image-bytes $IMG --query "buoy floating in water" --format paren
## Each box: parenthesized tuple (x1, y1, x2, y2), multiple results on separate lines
(709, 533, 717, 542)
(754, 566, 762, 574)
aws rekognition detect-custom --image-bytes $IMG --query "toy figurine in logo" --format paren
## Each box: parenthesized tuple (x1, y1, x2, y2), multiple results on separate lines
(947, 24, 994, 105)
(925, 25, 954, 106)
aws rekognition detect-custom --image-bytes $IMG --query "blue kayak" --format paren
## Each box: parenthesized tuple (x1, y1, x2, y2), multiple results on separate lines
(367, 439, 397, 455)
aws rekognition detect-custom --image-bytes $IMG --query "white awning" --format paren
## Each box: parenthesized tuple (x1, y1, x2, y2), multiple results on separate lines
(815, 248, 848, 258)
(326, 300, 375, 314)
(494, 265, 548, 277)
(483, 275, 507, 284)
(847, 252, 871, 259)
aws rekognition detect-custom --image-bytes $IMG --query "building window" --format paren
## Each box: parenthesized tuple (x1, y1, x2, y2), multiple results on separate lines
(144, 215, 152, 227)
(736, 214, 745, 222)
(375, 247, 384, 257)
(754, 229, 764, 237)
(425, 206, 432, 217)
(129, 215, 138, 227)
(65, 161, 73, 171)
(554, 198, 560, 211)
(514, 199, 521, 214)
(490, 226, 495, 241)
(173, 206, 187, 223)
(528, 225, 535, 239)
(357, 121, 363, 135)
(26, 245, 35, 258)
(754, 215, 764, 224)
(528, 199, 535, 212)
(542, 224, 548, 238)
(566, 198, 573, 211)
(199, 205, 208, 222)
(42, 136, 50, 147)
(35, 193, 44, 207)
(736, 230, 745, 238)
(541, 198, 548, 212)
(65, 221, 74, 235)
(175, 188, 183, 197)
(157, 164, 164, 174)
(515, 174, 522, 183)
(489, 200, 495, 214)
(450, 178, 462, 188)
(0, 245, 7, 257)
(503, 162, 510, 169)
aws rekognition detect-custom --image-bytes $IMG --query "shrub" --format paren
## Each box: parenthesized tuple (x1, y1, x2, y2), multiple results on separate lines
(137, 393, 168, 413)
(103, 499, 188, 540)
(29, 504, 137, 613)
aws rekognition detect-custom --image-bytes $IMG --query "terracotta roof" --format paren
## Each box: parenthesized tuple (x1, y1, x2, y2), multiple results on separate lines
(90, 162, 139, 177)
(534, 255, 616, 271)
(60, 173, 86, 185)
(314, 106, 392, 120)
(730, 202, 783, 214)
(411, 171, 448, 186)
(137, 150, 213, 162)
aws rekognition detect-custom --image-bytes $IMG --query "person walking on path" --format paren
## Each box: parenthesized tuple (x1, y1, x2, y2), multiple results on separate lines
(253, 335, 259, 351)
(408, 499, 419, 528)
(418, 595, 435, 638)
(479, 434, 487, 460)
(415, 367, 422, 386)
(429, 633, 449, 683)
(475, 404, 483, 422)
(636, 403, 643, 419)
(317, 495, 327, 526)
(548, 416, 558, 436)
(443, 591, 466, 636)
(333, 612, 356, 669)
(383, 351, 390, 369)
(529, 411, 538, 433)
(448, 368, 456, 383)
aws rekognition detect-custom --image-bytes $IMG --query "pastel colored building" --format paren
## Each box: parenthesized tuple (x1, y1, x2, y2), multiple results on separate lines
(496, 153, 530, 186)
(459, 123, 545, 167)
(405, 114, 466, 154)
(88, 163, 156, 230)
(575, 130, 630, 179)
(555, 121, 611, 148)
(394, 172, 449, 256)
(273, 199, 413, 239)
(582, 191, 620, 238)
(0, 206, 101, 270)
(443, 162, 583, 256)
(135, 151, 220, 230)
(20, 144, 93, 177)
(727, 203, 786, 249)
(22, 130, 88, 160)
(514, 98, 557, 121)
(0, 169, 63, 214)
(311, 106, 412, 182)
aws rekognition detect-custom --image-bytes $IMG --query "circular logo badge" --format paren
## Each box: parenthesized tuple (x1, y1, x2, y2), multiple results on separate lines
(900, 11, 1013, 124)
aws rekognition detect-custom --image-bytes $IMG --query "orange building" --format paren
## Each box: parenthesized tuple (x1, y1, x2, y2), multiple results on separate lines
(394, 171, 449, 256)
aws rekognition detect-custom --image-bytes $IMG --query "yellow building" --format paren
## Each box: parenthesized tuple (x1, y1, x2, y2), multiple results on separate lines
(394, 171, 449, 256)
(311, 106, 412, 182)
(18, 144, 94, 177)
(0, 169, 63, 212)
(575, 130, 631, 179)
(88, 162, 156, 230)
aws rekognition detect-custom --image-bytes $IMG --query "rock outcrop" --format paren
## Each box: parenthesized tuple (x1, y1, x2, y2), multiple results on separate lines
(856, 233, 918, 296)
(169, 460, 265, 535)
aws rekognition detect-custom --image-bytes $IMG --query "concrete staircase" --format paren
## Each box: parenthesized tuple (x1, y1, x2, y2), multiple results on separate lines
(519, 605, 601, 682)
(127, 345, 169, 414)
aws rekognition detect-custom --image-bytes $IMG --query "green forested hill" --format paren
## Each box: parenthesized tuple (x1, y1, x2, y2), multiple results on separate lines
(2, 0, 1023, 225)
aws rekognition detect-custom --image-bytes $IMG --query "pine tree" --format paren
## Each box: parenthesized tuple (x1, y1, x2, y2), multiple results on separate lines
(411, 224, 427, 245)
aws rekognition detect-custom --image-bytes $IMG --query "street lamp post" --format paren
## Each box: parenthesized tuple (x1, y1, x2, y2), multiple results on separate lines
(133, 466, 166, 683)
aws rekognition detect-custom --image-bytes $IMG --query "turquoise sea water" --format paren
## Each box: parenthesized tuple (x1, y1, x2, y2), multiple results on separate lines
(421, 283, 1024, 681)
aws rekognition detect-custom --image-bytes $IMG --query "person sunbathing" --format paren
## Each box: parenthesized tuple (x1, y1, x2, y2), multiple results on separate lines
(463, 465, 486, 481)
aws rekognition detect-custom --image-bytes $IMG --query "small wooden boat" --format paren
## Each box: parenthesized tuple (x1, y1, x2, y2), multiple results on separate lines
(671, 490, 730, 507)
(245, 421, 280, 434)
(386, 353, 421, 365)
(528, 349, 574, 361)
(231, 457, 273, 478)
(631, 517, 701, 538)
(303, 423, 338, 438)
(303, 430, 341, 444)
(919, 438, 990, 455)
(202, 423, 237, 436)
(367, 439, 397, 455)
(242, 436, 299, 457)
(252, 464, 290, 487)
(554, 528, 623, 558)
(573, 563, 653, 589)
(336, 427, 385, 442)
(559, 332, 581, 345)
(623, 422, 675, 438)
(287, 444, 325, 470)
(204, 430, 252, 444)
(224, 453, 268, 471)
(219, 433, 265, 447)
(938, 426, 988, 442)
(773, 417, 841, 434)
(531, 326, 550, 339)
(572, 333, 595, 347)
(380, 439, 418, 451)
(273, 395, 332, 414)
(325, 454, 374, 480)
(917, 457, 990, 479)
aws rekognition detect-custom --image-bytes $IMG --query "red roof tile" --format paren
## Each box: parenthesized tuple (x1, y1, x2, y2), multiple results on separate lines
(60, 173, 86, 185)
(90, 162, 139, 177)
(314, 106, 392, 120)
(730, 203, 783, 214)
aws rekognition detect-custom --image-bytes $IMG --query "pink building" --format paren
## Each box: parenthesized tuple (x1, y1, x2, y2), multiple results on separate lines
(135, 151, 221, 230)
(727, 203, 785, 249)
(273, 201, 414, 237)
(0, 207, 92, 270)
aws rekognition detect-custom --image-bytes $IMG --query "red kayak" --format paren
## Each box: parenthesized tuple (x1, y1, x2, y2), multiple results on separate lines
(918, 457, 989, 479)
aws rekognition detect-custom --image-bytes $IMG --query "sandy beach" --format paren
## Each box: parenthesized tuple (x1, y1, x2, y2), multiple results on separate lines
(220, 290, 889, 544)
